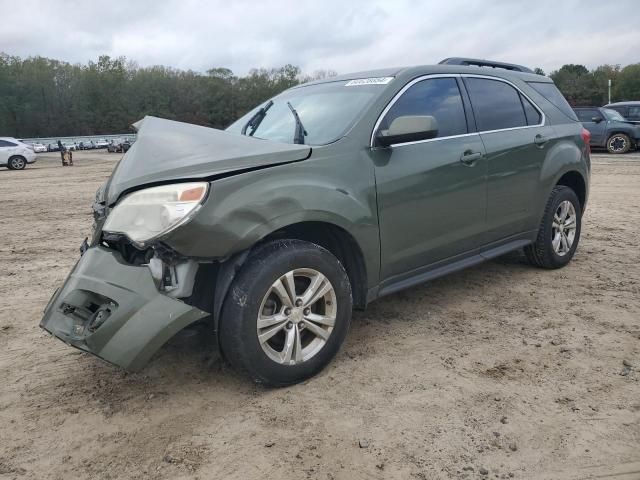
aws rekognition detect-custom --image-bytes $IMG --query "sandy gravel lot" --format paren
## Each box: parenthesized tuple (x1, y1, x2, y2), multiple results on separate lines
(1, 150, 639, 480)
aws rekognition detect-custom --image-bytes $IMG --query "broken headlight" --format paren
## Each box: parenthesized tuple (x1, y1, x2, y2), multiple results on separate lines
(103, 182, 209, 246)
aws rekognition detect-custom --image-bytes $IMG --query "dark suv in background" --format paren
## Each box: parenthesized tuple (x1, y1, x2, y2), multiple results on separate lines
(604, 101, 640, 125)
(574, 106, 640, 154)
(41, 58, 591, 386)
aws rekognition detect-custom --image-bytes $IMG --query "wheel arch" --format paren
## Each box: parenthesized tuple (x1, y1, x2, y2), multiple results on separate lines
(259, 221, 368, 310)
(555, 170, 587, 212)
(190, 219, 370, 337)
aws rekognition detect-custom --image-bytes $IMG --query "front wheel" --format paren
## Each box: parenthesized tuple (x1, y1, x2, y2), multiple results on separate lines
(525, 186, 582, 269)
(219, 239, 352, 386)
(607, 133, 631, 154)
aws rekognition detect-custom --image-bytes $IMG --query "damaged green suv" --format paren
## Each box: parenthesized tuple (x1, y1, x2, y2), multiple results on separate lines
(41, 58, 590, 386)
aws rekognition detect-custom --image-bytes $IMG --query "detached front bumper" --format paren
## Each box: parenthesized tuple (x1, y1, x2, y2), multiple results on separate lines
(40, 246, 208, 371)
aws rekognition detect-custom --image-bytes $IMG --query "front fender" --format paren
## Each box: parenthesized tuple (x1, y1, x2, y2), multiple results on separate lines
(163, 151, 380, 286)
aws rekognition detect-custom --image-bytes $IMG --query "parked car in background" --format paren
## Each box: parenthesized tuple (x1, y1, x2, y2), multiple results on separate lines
(79, 140, 96, 150)
(47, 143, 60, 152)
(41, 58, 591, 385)
(0, 137, 37, 170)
(63, 142, 77, 151)
(604, 101, 640, 125)
(94, 139, 109, 149)
(32, 143, 47, 153)
(574, 106, 640, 154)
(107, 138, 128, 153)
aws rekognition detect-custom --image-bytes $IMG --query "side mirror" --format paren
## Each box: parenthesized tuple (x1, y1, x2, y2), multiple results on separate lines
(376, 115, 439, 147)
(591, 116, 603, 123)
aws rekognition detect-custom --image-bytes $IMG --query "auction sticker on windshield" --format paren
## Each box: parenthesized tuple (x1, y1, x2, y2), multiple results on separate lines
(345, 77, 394, 86)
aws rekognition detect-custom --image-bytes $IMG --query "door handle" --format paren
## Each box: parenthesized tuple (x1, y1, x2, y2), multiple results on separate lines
(534, 134, 548, 146)
(460, 150, 482, 166)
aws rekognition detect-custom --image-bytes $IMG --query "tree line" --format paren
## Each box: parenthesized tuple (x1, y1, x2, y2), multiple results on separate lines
(0, 53, 337, 138)
(1, 52, 639, 138)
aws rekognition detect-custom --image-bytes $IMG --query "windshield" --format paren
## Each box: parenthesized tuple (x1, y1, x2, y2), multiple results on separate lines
(226, 80, 385, 145)
(602, 108, 626, 122)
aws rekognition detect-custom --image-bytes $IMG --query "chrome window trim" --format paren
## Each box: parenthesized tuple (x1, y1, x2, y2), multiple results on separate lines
(370, 73, 546, 148)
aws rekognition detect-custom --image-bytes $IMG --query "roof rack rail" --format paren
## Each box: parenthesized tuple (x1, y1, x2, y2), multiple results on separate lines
(439, 57, 534, 74)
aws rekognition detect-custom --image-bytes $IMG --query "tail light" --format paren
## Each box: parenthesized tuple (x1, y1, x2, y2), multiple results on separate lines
(581, 128, 591, 152)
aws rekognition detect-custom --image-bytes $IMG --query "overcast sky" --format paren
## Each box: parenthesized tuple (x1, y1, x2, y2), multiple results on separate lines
(2, 0, 638, 76)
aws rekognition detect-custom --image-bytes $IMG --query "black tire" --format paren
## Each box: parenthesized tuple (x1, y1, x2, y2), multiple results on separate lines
(525, 186, 582, 269)
(219, 239, 352, 386)
(606, 133, 631, 154)
(8, 156, 26, 170)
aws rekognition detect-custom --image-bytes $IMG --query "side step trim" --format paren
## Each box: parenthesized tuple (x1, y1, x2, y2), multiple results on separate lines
(376, 238, 531, 299)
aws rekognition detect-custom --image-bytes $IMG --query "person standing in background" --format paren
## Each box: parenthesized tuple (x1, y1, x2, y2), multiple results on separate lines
(57, 140, 73, 166)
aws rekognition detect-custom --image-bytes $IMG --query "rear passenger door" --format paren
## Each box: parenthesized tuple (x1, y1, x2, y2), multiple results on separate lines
(463, 76, 553, 244)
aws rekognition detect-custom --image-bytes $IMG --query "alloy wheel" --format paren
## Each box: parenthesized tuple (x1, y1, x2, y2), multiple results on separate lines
(608, 135, 627, 153)
(552, 200, 577, 256)
(257, 268, 337, 365)
(10, 157, 25, 169)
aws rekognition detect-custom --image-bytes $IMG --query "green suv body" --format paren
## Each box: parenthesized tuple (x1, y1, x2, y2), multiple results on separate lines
(41, 59, 590, 385)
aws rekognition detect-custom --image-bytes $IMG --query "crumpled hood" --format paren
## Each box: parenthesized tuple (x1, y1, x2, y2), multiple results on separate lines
(106, 116, 311, 203)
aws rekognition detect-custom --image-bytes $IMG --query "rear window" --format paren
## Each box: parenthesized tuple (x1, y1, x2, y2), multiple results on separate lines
(527, 82, 578, 121)
(0, 140, 17, 147)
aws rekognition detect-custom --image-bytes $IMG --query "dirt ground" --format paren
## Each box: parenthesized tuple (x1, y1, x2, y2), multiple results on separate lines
(1, 150, 639, 480)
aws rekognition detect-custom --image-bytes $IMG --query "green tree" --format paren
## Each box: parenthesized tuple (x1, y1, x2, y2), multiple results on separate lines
(550, 64, 599, 106)
(613, 63, 640, 102)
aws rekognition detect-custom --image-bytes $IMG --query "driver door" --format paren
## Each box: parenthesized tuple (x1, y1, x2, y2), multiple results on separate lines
(577, 108, 606, 145)
(370, 76, 487, 281)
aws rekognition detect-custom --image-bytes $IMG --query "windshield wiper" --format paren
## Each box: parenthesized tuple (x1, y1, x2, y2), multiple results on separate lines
(287, 101, 307, 145)
(241, 100, 274, 136)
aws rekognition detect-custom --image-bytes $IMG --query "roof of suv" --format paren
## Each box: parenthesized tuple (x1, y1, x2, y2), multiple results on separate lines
(606, 101, 640, 106)
(297, 61, 552, 88)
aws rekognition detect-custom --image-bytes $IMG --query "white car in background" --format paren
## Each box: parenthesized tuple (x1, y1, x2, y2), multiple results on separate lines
(0, 137, 37, 170)
(32, 143, 47, 153)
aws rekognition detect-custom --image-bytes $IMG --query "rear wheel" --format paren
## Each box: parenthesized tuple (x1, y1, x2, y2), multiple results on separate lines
(606, 133, 631, 154)
(8, 156, 26, 170)
(525, 186, 582, 269)
(219, 239, 352, 386)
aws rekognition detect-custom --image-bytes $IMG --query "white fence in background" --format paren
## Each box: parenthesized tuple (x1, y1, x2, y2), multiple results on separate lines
(19, 133, 137, 146)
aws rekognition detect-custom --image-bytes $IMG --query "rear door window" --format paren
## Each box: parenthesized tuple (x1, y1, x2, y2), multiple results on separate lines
(379, 77, 468, 139)
(527, 82, 579, 121)
(464, 78, 527, 131)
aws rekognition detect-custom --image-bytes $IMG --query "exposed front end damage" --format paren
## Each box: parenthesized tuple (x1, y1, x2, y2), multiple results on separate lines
(40, 246, 208, 371)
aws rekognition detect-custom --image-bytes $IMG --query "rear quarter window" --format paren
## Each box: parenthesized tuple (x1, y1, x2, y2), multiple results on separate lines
(527, 82, 578, 121)
(0, 140, 17, 147)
